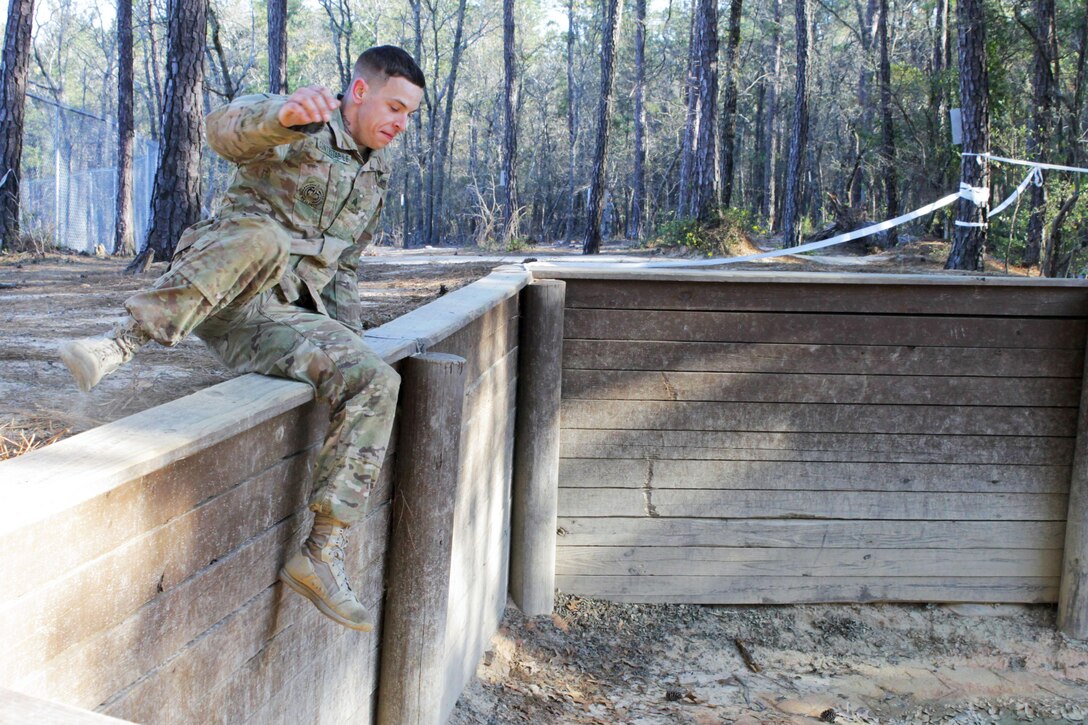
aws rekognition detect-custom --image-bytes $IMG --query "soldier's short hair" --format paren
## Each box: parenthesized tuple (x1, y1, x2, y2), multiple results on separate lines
(353, 46, 426, 90)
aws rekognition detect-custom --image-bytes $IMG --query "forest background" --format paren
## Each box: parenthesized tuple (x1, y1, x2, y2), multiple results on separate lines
(0, 0, 1086, 274)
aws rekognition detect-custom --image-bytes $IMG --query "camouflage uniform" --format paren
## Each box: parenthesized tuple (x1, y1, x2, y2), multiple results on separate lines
(125, 94, 398, 525)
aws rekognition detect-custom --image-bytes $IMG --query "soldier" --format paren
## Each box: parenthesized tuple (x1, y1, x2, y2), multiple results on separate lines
(59, 46, 426, 632)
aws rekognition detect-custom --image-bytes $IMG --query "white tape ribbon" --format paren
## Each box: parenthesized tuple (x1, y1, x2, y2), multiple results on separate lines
(964, 152, 1088, 175)
(627, 190, 964, 269)
(954, 220, 988, 228)
(959, 183, 989, 205)
(987, 167, 1043, 219)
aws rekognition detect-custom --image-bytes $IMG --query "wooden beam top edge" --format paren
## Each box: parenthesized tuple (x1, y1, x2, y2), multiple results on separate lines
(526, 264, 1088, 288)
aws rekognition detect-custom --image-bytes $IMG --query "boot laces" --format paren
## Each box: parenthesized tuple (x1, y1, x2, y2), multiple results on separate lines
(324, 528, 354, 593)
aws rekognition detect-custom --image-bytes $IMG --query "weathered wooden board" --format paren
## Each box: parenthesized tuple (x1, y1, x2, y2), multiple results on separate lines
(0, 401, 327, 605)
(427, 294, 518, 384)
(564, 308, 1088, 349)
(560, 400, 1077, 437)
(557, 488, 1068, 520)
(8, 471, 391, 711)
(0, 451, 313, 675)
(559, 458, 1071, 493)
(459, 347, 518, 437)
(559, 429, 1074, 466)
(559, 277, 1088, 317)
(561, 369, 1081, 407)
(563, 339, 1083, 377)
(97, 516, 389, 724)
(555, 517, 1066, 549)
(554, 574, 1060, 603)
(554, 545, 1061, 577)
(0, 689, 134, 724)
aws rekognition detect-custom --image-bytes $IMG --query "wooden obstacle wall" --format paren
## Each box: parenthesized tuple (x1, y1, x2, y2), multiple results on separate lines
(0, 268, 528, 724)
(533, 268, 1088, 606)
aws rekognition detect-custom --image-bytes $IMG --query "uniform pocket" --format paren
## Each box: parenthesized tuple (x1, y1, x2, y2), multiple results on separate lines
(292, 154, 332, 231)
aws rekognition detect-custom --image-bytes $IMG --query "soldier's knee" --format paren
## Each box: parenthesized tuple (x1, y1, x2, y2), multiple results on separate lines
(342, 358, 400, 402)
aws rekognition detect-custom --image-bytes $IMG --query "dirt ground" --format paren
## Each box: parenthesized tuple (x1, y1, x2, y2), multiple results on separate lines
(3, 239, 1084, 724)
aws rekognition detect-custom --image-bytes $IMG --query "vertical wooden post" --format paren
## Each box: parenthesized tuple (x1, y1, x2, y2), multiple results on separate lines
(509, 279, 566, 616)
(377, 352, 466, 725)
(1060, 350, 1088, 640)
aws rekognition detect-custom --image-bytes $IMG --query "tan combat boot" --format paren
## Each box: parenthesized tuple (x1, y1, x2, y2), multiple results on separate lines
(59, 316, 151, 393)
(279, 514, 373, 631)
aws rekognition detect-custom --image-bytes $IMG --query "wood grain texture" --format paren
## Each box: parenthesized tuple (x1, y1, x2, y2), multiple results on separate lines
(561, 369, 1081, 407)
(510, 280, 565, 616)
(0, 689, 134, 724)
(563, 339, 1083, 377)
(557, 277, 1088, 317)
(559, 458, 1071, 493)
(555, 517, 1066, 549)
(554, 545, 1061, 577)
(554, 574, 1059, 603)
(564, 307, 1088, 349)
(0, 397, 326, 605)
(559, 429, 1074, 465)
(379, 353, 466, 725)
(558, 488, 1068, 520)
(101, 558, 386, 724)
(561, 399, 1077, 437)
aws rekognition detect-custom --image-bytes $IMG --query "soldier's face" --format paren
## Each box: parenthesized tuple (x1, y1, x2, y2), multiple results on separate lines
(344, 76, 423, 150)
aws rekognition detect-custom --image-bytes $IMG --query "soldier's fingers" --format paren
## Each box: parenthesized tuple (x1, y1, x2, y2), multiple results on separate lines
(319, 87, 340, 111)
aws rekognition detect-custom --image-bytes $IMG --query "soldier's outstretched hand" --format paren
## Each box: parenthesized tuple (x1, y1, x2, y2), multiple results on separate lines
(278, 86, 340, 128)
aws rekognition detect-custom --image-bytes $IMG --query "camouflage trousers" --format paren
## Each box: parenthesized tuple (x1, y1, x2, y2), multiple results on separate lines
(125, 215, 399, 526)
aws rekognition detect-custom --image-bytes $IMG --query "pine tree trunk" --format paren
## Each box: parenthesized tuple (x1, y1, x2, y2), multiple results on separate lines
(563, 0, 578, 242)
(141, 0, 207, 263)
(946, 0, 989, 271)
(582, 0, 622, 254)
(431, 0, 468, 246)
(114, 0, 136, 256)
(761, 0, 781, 228)
(500, 0, 518, 246)
(1024, 0, 1057, 267)
(0, 0, 35, 251)
(783, 0, 812, 247)
(688, 0, 718, 221)
(268, 0, 288, 94)
(628, 0, 646, 240)
(878, 0, 898, 245)
(719, 0, 743, 209)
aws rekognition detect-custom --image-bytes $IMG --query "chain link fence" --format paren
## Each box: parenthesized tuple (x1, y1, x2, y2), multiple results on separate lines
(20, 95, 157, 254)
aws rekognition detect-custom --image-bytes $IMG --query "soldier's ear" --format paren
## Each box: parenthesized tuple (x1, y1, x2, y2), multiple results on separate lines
(350, 77, 368, 103)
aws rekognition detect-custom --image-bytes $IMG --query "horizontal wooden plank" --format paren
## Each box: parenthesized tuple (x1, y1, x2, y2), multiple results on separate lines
(559, 277, 1088, 317)
(429, 293, 518, 384)
(560, 400, 1078, 437)
(0, 689, 134, 724)
(557, 488, 1068, 520)
(555, 574, 1060, 604)
(559, 429, 1074, 465)
(0, 375, 318, 537)
(555, 546, 1061, 577)
(564, 308, 1088, 349)
(555, 517, 1067, 549)
(6, 468, 393, 710)
(563, 339, 1083, 377)
(0, 400, 327, 604)
(366, 268, 528, 351)
(559, 459, 1071, 493)
(561, 369, 1081, 407)
(101, 547, 386, 725)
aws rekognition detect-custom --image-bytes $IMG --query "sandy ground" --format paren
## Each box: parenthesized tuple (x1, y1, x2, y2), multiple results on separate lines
(4, 240, 1083, 724)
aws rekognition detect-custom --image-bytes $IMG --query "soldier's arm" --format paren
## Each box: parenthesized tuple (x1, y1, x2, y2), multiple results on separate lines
(206, 87, 339, 164)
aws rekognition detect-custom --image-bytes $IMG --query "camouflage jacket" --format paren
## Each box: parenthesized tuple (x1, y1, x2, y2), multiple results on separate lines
(196, 93, 390, 333)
